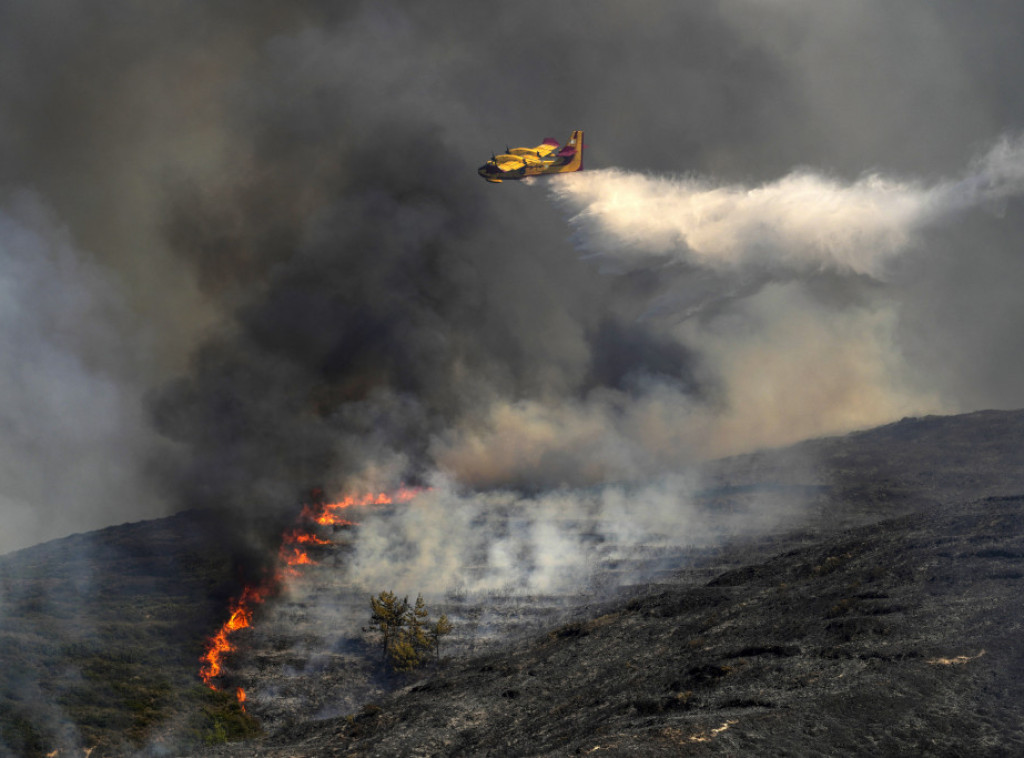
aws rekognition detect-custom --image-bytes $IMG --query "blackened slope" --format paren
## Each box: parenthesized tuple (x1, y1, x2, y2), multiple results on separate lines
(0, 509, 251, 756)
(818, 409, 1024, 499)
(703, 408, 1024, 524)
(224, 495, 1024, 757)
(3, 407, 1023, 755)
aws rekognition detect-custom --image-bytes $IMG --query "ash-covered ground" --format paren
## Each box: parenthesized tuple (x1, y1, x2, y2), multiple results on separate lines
(2, 409, 1022, 756)
(202, 409, 1024, 757)
(220, 493, 1024, 757)
(219, 523, 716, 729)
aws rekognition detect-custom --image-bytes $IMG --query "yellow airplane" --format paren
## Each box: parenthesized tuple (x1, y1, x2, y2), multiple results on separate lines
(478, 130, 584, 183)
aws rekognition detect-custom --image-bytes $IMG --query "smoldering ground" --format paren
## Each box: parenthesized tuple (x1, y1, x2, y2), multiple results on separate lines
(2, 2, 1024, 590)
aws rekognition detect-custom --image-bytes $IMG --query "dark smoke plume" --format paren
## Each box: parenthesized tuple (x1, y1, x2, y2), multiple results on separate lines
(150, 122, 492, 546)
(2, 0, 1024, 567)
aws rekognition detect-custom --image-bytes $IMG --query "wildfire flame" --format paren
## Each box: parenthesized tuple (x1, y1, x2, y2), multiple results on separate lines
(199, 584, 269, 687)
(198, 487, 422, 706)
(282, 529, 332, 546)
(299, 487, 419, 526)
(280, 547, 314, 566)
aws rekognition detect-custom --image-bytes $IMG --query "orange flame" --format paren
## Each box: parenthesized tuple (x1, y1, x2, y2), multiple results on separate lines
(282, 529, 332, 546)
(302, 487, 421, 525)
(199, 584, 269, 687)
(236, 687, 247, 711)
(280, 547, 314, 566)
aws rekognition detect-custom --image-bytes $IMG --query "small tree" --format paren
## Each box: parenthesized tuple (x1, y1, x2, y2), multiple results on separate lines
(369, 591, 409, 664)
(408, 595, 430, 649)
(429, 613, 453, 667)
(387, 634, 421, 672)
(369, 592, 454, 672)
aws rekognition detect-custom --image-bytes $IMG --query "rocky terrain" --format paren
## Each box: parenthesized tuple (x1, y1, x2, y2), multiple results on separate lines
(2, 409, 1024, 756)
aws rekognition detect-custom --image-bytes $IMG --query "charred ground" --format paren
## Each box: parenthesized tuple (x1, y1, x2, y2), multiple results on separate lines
(2, 409, 1024, 756)
(228, 495, 1024, 757)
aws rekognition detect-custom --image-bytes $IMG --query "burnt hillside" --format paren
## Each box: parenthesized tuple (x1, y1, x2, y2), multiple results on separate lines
(2, 408, 1023, 756)
(207, 408, 1024, 757)
(226, 494, 1024, 756)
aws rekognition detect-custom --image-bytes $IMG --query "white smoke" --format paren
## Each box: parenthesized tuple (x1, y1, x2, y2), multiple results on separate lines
(0, 193, 169, 554)
(548, 135, 1024, 279)
(344, 471, 804, 597)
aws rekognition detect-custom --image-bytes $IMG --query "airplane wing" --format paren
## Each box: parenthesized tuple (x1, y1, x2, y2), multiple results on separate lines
(508, 138, 561, 159)
(493, 150, 550, 170)
(492, 154, 528, 171)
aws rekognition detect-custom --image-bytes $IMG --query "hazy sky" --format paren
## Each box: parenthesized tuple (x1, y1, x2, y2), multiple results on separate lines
(2, 0, 1024, 554)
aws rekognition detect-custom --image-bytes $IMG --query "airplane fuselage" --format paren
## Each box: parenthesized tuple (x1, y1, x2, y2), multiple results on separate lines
(477, 157, 558, 183)
(478, 131, 583, 183)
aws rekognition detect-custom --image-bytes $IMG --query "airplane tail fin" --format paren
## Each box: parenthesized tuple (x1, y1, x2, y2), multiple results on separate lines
(555, 130, 584, 173)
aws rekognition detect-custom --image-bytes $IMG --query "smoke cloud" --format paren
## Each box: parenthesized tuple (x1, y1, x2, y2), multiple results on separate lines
(2, 0, 1024, 580)
(315, 475, 814, 648)
(348, 474, 729, 597)
(0, 194, 167, 554)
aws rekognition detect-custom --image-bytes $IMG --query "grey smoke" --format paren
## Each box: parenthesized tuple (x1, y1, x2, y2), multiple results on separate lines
(0, 194, 167, 554)
(345, 471, 807, 597)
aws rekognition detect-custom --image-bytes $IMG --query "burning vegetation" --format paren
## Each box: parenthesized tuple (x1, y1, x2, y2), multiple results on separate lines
(198, 584, 269, 694)
(198, 488, 422, 705)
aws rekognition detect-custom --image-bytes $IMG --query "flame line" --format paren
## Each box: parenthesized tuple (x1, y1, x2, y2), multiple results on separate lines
(198, 487, 423, 705)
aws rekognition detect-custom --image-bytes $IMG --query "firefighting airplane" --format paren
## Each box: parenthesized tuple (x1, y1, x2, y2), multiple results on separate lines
(478, 130, 584, 183)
